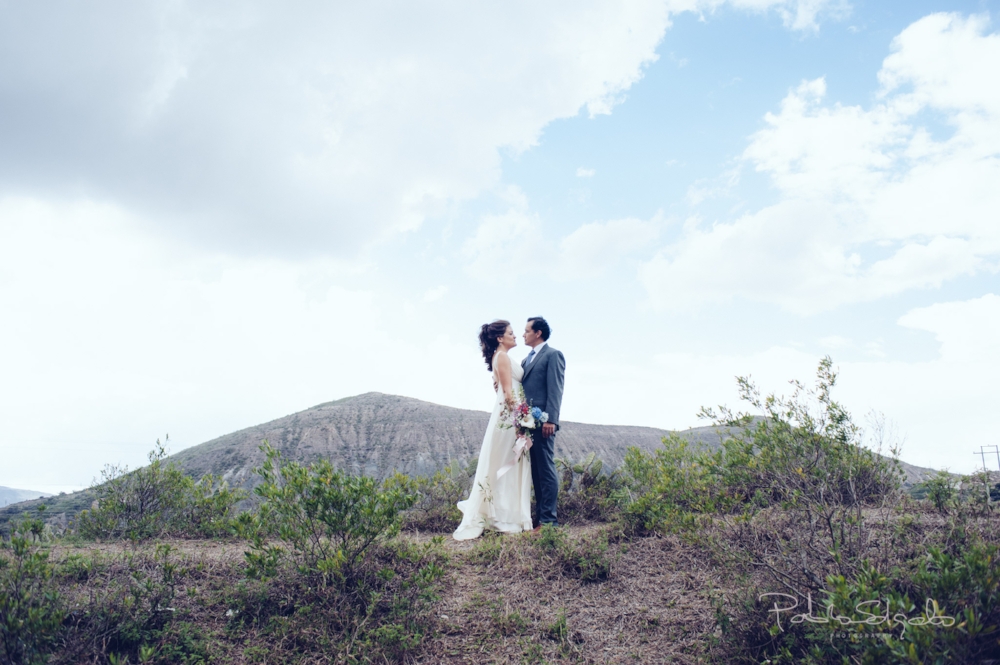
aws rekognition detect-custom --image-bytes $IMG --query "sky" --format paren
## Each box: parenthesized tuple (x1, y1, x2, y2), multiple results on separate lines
(1, 0, 999, 493)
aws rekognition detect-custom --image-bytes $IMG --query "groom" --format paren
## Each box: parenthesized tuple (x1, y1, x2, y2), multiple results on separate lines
(521, 316, 565, 529)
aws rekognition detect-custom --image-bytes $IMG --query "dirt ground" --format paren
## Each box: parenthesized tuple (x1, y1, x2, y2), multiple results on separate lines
(48, 525, 727, 664)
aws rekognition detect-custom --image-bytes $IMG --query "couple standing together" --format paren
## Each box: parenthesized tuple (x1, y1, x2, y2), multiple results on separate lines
(453, 317, 565, 540)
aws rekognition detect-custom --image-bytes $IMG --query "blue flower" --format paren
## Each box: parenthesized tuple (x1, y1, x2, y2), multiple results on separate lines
(531, 406, 542, 419)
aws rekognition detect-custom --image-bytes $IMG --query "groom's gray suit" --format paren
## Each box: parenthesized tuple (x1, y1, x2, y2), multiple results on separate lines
(521, 343, 565, 526)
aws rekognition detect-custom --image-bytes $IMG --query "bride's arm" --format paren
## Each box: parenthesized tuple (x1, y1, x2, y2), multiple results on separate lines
(495, 353, 514, 406)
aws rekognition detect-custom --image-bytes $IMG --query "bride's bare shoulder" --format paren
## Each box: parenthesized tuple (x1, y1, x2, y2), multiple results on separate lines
(494, 351, 512, 369)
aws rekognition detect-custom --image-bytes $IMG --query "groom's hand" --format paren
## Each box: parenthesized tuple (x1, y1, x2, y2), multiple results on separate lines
(542, 423, 555, 437)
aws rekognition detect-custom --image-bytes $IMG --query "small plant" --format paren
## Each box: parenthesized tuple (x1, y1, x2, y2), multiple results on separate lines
(532, 526, 614, 583)
(617, 434, 717, 537)
(245, 441, 417, 581)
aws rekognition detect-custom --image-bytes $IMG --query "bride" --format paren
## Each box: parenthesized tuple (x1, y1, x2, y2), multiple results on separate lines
(453, 320, 533, 540)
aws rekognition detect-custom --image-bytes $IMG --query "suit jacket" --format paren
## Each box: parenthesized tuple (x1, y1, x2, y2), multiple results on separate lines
(520, 344, 566, 429)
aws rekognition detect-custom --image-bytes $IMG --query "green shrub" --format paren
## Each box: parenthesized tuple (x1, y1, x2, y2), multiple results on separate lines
(701, 359, 905, 596)
(75, 439, 244, 541)
(617, 435, 719, 536)
(243, 442, 417, 581)
(700, 357, 902, 513)
(401, 462, 472, 532)
(234, 442, 448, 663)
(922, 470, 959, 513)
(52, 543, 224, 665)
(0, 512, 64, 665)
(556, 453, 622, 524)
(698, 359, 1000, 663)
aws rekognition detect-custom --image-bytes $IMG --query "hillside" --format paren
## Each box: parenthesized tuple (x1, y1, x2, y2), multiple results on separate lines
(169, 392, 937, 489)
(0, 392, 938, 531)
(169, 392, 684, 489)
(0, 485, 50, 507)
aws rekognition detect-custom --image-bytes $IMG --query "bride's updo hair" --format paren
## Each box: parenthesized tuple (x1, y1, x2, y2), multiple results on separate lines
(479, 320, 510, 371)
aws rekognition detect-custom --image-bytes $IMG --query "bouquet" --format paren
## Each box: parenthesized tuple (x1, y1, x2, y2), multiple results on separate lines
(497, 398, 549, 479)
(513, 402, 549, 440)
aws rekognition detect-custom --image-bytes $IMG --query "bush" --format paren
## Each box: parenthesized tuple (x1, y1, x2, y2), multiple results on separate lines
(243, 442, 417, 580)
(617, 435, 720, 536)
(695, 358, 1000, 663)
(922, 470, 959, 513)
(235, 442, 448, 663)
(75, 439, 244, 541)
(556, 453, 622, 525)
(58, 544, 188, 664)
(700, 358, 905, 594)
(0, 511, 64, 665)
(700, 357, 902, 513)
(401, 462, 472, 532)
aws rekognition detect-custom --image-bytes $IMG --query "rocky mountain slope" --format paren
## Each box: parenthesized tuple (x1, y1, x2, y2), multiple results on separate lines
(169, 392, 685, 488)
(170, 392, 938, 489)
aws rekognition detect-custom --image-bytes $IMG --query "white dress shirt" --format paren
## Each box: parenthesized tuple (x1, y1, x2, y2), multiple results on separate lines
(526, 340, 547, 363)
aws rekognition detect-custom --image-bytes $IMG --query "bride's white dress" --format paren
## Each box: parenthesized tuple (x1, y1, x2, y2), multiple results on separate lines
(453, 357, 533, 540)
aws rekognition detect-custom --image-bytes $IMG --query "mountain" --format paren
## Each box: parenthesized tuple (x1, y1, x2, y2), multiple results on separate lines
(170, 392, 680, 488)
(169, 392, 938, 489)
(0, 486, 51, 507)
(0, 392, 940, 531)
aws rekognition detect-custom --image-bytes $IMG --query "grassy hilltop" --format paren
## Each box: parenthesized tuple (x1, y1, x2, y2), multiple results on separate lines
(1, 359, 993, 664)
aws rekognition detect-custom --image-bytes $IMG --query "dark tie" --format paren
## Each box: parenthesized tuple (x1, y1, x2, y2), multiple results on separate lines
(525, 349, 536, 365)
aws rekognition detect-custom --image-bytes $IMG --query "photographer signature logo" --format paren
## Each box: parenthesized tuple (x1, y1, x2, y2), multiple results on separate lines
(760, 593, 956, 636)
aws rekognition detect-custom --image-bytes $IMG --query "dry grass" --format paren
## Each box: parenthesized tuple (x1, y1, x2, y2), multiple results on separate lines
(421, 526, 725, 664)
(43, 525, 729, 664)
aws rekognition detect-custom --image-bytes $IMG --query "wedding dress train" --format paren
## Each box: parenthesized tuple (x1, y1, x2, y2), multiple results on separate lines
(453, 358, 533, 540)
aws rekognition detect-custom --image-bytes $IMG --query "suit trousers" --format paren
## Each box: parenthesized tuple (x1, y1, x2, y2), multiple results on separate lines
(529, 430, 559, 526)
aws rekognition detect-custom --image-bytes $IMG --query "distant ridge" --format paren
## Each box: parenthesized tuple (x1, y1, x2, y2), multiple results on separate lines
(0, 486, 51, 507)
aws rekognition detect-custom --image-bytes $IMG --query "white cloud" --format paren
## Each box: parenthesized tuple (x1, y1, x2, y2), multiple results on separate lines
(461, 205, 543, 278)
(819, 335, 851, 349)
(0, 1, 677, 256)
(565, 294, 1000, 472)
(641, 13, 1000, 313)
(0, 0, 845, 258)
(556, 217, 661, 279)
(576, 167, 597, 177)
(423, 286, 449, 302)
(898, 293, 1000, 363)
(0, 196, 489, 488)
